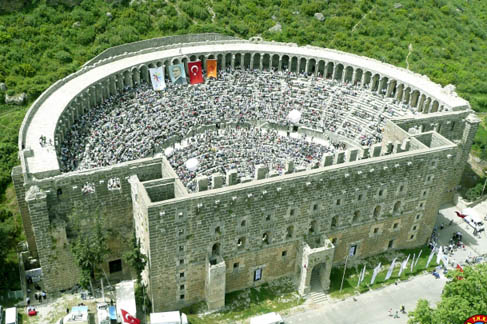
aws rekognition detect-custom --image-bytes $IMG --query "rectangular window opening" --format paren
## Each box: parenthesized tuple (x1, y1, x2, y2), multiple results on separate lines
(254, 268, 262, 281)
(109, 259, 122, 274)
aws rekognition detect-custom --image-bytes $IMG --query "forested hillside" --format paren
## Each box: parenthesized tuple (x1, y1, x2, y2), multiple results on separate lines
(1, 0, 487, 290)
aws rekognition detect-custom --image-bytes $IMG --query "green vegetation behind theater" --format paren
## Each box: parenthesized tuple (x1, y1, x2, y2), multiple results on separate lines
(1, 0, 487, 291)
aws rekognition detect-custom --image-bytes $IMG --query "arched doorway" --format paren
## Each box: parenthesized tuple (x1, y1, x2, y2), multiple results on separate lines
(310, 263, 328, 292)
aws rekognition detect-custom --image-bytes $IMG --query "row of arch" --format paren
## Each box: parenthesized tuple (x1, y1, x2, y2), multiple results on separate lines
(55, 51, 447, 148)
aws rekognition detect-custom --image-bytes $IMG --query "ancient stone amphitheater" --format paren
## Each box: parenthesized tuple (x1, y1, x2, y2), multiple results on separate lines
(13, 33, 478, 312)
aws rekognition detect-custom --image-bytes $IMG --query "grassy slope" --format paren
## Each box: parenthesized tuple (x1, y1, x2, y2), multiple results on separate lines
(0, 0, 487, 290)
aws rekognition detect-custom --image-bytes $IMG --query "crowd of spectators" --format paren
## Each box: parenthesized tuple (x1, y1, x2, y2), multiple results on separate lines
(168, 128, 335, 192)
(59, 68, 415, 191)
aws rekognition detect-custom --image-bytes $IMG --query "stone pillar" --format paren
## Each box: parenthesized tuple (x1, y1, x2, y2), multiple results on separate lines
(11, 167, 37, 257)
(133, 68, 140, 85)
(341, 66, 346, 83)
(205, 256, 226, 311)
(222, 55, 226, 69)
(255, 165, 269, 180)
(259, 54, 264, 71)
(395, 84, 402, 101)
(285, 160, 294, 174)
(227, 170, 238, 186)
(386, 81, 394, 97)
(335, 151, 345, 164)
(305, 59, 309, 75)
(212, 174, 224, 189)
(315, 61, 319, 76)
(332, 64, 338, 80)
(322, 153, 334, 166)
(352, 69, 357, 84)
(250, 54, 254, 70)
(197, 177, 208, 192)
(25, 186, 55, 291)
(278, 57, 282, 72)
(372, 144, 382, 157)
(231, 54, 235, 69)
(116, 74, 124, 92)
(361, 72, 367, 88)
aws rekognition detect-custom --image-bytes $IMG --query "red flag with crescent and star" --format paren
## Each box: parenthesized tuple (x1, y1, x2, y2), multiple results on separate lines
(121, 309, 140, 324)
(188, 61, 204, 84)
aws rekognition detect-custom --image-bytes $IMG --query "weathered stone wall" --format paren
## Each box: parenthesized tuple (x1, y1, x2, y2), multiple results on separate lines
(143, 132, 458, 310)
(15, 157, 163, 292)
(84, 34, 238, 66)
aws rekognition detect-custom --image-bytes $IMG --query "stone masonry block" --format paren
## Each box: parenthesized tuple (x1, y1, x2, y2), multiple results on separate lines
(372, 144, 382, 157)
(255, 165, 269, 180)
(212, 174, 224, 189)
(227, 170, 238, 186)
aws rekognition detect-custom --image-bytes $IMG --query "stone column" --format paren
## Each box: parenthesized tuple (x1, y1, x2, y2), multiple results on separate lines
(259, 54, 264, 71)
(109, 76, 116, 96)
(386, 81, 394, 97)
(395, 84, 402, 101)
(278, 56, 283, 72)
(315, 61, 319, 76)
(116, 74, 124, 92)
(332, 64, 338, 80)
(133, 68, 140, 85)
(231, 54, 235, 69)
(305, 59, 310, 75)
(250, 54, 254, 70)
(361, 72, 367, 88)
(222, 54, 226, 69)
(352, 69, 357, 84)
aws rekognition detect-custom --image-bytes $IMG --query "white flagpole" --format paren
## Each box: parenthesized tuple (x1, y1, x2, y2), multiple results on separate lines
(358, 265, 366, 287)
(357, 265, 365, 288)
(340, 254, 349, 292)
(410, 253, 416, 272)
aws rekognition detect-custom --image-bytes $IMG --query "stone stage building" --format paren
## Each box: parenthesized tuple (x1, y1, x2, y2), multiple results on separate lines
(12, 33, 478, 311)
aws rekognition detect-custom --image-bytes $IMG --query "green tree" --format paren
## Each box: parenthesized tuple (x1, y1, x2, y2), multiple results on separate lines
(71, 218, 109, 291)
(123, 231, 147, 283)
(408, 263, 487, 324)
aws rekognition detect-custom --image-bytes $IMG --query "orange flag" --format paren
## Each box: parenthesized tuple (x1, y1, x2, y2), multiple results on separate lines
(207, 59, 217, 79)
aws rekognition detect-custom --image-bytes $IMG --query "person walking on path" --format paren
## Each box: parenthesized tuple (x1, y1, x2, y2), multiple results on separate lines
(394, 310, 399, 318)
(388, 308, 393, 317)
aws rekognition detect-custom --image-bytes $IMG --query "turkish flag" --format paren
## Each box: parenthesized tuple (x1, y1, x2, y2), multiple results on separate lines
(188, 61, 204, 84)
(207, 59, 217, 79)
(455, 211, 466, 219)
(121, 309, 140, 324)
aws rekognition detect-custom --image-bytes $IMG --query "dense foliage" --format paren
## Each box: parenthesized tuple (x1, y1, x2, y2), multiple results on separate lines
(408, 263, 487, 324)
(1, 0, 487, 290)
(71, 218, 109, 290)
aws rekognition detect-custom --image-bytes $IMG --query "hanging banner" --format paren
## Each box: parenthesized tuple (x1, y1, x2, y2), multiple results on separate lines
(410, 253, 416, 272)
(370, 263, 381, 285)
(384, 258, 397, 281)
(436, 246, 443, 265)
(188, 61, 204, 84)
(357, 265, 366, 287)
(149, 66, 166, 91)
(398, 254, 410, 277)
(425, 249, 435, 268)
(207, 59, 217, 78)
(414, 249, 422, 268)
(168, 63, 187, 85)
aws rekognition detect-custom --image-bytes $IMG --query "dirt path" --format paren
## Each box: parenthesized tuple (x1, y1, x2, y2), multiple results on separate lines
(352, 5, 375, 32)
(207, 5, 216, 23)
(406, 43, 413, 70)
